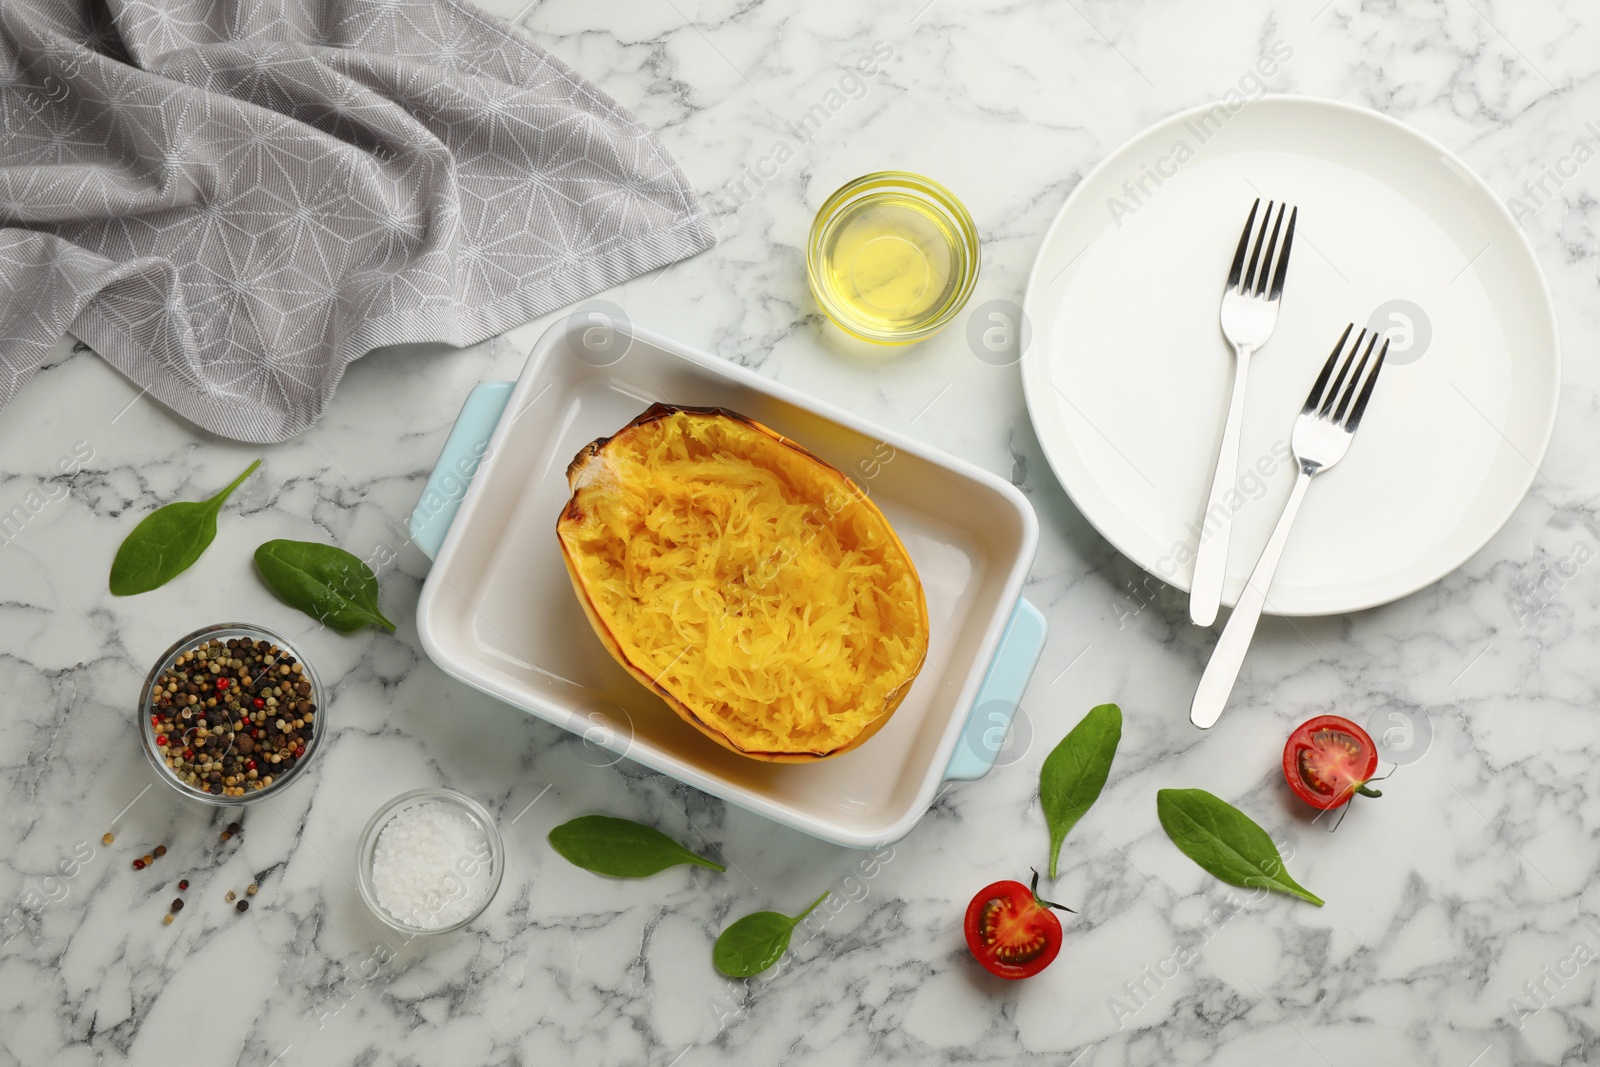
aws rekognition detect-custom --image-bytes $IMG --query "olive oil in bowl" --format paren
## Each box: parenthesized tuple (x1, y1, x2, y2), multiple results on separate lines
(807, 173, 979, 345)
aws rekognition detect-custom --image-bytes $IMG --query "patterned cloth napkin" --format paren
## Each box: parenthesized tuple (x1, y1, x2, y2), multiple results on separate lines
(0, 0, 713, 442)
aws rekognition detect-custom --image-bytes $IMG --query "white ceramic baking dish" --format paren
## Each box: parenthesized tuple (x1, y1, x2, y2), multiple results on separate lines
(411, 318, 1043, 847)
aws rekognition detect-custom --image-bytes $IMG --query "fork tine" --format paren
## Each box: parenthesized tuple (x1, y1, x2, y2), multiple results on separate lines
(1318, 327, 1367, 416)
(1331, 330, 1380, 422)
(1242, 200, 1274, 293)
(1305, 324, 1353, 412)
(1253, 204, 1286, 297)
(1227, 198, 1261, 290)
(1267, 206, 1296, 299)
(1343, 338, 1389, 431)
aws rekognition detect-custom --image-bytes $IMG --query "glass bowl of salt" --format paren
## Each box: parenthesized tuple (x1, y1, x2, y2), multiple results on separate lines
(356, 788, 504, 934)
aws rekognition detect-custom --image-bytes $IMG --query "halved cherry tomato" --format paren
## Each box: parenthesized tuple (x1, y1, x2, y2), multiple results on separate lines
(1282, 715, 1381, 810)
(963, 870, 1073, 979)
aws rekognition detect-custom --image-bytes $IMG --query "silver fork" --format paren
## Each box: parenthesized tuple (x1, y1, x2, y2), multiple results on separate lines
(1189, 198, 1298, 627)
(1190, 325, 1389, 729)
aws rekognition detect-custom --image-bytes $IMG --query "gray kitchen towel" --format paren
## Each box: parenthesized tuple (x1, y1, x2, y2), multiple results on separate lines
(0, 0, 713, 442)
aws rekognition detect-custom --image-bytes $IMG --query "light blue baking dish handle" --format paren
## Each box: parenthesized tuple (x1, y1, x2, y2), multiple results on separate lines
(411, 382, 1048, 783)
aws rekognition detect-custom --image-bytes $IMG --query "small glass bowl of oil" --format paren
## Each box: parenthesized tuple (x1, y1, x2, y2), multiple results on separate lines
(807, 172, 980, 346)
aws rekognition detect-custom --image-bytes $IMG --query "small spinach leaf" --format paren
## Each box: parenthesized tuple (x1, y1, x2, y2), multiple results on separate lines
(1157, 788, 1323, 905)
(1040, 703, 1122, 878)
(109, 459, 260, 596)
(548, 815, 724, 878)
(253, 539, 395, 632)
(713, 892, 829, 978)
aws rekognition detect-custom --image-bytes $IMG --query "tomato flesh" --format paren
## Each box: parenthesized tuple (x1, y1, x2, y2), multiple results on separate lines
(1282, 715, 1379, 810)
(964, 879, 1063, 979)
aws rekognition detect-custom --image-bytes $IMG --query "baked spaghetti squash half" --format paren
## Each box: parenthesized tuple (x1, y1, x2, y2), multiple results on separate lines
(556, 405, 928, 761)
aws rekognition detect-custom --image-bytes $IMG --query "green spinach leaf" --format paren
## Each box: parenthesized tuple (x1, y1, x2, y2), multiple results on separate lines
(1040, 703, 1122, 878)
(109, 459, 260, 596)
(713, 892, 829, 978)
(548, 815, 724, 878)
(1156, 788, 1323, 905)
(253, 539, 396, 632)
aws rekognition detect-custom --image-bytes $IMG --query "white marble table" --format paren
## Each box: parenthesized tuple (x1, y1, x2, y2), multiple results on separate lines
(4, 1, 1599, 1064)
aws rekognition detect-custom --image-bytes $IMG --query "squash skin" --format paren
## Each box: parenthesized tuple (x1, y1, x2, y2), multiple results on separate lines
(556, 404, 929, 762)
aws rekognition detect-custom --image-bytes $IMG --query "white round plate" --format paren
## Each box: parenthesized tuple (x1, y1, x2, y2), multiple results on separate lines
(1022, 96, 1560, 616)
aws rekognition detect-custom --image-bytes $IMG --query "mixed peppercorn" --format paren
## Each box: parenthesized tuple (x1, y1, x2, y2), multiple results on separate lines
(148, 636, 316, 797)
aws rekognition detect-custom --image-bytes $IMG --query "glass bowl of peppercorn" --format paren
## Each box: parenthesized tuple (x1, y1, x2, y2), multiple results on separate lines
(139, 623, 325, 806)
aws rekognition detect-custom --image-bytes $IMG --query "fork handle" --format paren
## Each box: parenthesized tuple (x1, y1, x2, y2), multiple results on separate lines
(1189, 345, 1253, 626)
(1190, 467, 1313, 729)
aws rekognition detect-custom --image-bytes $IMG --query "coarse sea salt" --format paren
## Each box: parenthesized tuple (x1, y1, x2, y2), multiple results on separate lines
(370, 802, 494, 930)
